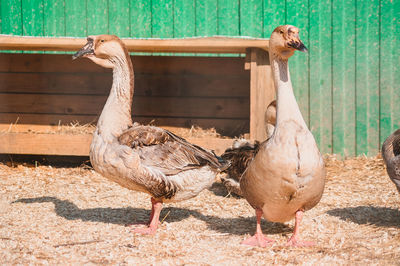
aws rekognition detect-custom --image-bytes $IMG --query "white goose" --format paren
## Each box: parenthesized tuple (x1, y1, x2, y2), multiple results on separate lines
(224, 25, 326, 247)
(73, 35, 226, 235)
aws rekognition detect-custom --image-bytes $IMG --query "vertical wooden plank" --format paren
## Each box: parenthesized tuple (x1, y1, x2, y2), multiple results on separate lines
(152, 0, 174, 56)
(249, 48, 275, 141)
(130, 0, 152, 38)
(286, 0, 310, 127)
(65, 0, 87, 37)
(380, 0, 400, 146)
(43, 0, 65, 37)
(195, 0, 217, 36)
(217, 0, 239, 57)
(174, 0, 195, 37)
(22, 0, 44, 36)
(174, 0, 195, 56)
(152, 0, 174, 38)
(217, 0, 239, 36)
(356, 0, 380, 155)
(240, 0, 263, 38)
(195, 0, 217, 56)
(309, 0, 332, 154)
(87, 0, 108, 35)
(22, 0, 44, 54)
(263, 0, 285, 38)
(331, 0, 356, 157)
(109, 0, 130, 37)
(0, 0, 23, 53)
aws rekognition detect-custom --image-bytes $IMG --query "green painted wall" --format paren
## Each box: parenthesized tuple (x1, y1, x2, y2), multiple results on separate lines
(0, 0, 399, 156)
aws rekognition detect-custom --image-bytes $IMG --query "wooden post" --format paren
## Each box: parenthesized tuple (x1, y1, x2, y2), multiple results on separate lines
(245, 48, 275, 141)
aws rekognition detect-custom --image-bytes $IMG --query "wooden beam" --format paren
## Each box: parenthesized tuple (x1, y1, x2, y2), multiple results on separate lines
(247, 48, 275, 141)
(0, 35, 269, 54)
(0, 132, 234, 156)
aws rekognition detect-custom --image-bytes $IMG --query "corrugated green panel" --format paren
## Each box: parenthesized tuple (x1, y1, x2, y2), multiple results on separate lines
(65, 0, 87, 37)
(332, 0, 356, 157)
(87, 0, 108, 35)
(195, 0, 217, 36)
(174, 0, 195, 56)
(240, 0, 263, 37)
(130, 0, 151, 37)
(356, 0, 380, 155)
(380, 0, 400, 145)
(286, 0, 309, 127)
(309, 0, 332, 154)
(22, 0, 44, 36)
(152, 0, 174, 38)
(109, 0, 130, 37)
(263, 0, 285, 38)
(43, 0, 65, 37)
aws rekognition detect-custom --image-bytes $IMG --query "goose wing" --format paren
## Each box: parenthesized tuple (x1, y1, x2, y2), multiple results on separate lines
(219, 140, 260, 196)
(118, 124, 223, 176)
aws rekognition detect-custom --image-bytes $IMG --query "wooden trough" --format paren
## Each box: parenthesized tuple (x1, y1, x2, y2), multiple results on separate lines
(0, 35, 274, 156)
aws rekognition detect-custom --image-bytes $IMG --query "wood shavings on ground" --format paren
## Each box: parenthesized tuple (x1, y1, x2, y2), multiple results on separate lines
(0, 155, 399, 264)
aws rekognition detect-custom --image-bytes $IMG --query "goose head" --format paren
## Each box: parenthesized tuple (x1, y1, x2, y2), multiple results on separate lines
(73, 35, 129, 69)
(269, 25, 307, 60)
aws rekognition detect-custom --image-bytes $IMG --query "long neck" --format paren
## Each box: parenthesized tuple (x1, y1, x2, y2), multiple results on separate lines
(96, 55, 134, 142)
(270, 54, 307, 129)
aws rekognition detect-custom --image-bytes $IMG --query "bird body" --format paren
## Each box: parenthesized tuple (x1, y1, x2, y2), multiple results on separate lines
(74, 35, 224, 234)
(222, 25, 326, 247)
(382, 129, 400, 193)
(241, 120, 325, 222)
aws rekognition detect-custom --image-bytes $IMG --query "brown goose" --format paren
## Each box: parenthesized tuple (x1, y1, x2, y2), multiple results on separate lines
(236, 25, 325, 247)
(73, 35, 226, 235)
(382, 129, 400, 193)
(221, 100, 276, 197)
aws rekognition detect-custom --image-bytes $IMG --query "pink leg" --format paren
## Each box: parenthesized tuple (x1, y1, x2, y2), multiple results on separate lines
(286, 210, 314, 247)
(241, 209, 275, 247)
(133, 198, 163, 235)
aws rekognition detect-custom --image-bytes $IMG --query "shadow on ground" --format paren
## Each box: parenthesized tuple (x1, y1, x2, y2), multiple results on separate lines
(327, 206, 400, 228)
(208, 182, 242, 199)
(13, 196, 290, 236)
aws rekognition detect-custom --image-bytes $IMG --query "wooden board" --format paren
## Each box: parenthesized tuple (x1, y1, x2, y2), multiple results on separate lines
(0, 132, 234, 156)
(0, 93, 249, 118)
(247, 48, 275, 141)
(0, 53, 246, 75)
(0, 35, 269, 53)
(0, 73, 249, 97)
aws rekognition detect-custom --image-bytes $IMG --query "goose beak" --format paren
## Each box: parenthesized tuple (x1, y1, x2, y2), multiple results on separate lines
(72, 37, 95, 60)
(288, 40, 308, 53)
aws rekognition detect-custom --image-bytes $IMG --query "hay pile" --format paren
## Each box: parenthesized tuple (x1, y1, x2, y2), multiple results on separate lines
(0, 155, 399, 264)
(2, 122, 223, 139)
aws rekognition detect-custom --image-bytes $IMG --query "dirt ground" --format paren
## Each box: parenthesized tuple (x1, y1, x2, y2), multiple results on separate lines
(0, 154, 399, 265)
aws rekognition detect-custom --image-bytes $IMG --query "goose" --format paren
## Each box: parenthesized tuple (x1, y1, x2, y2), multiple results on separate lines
(73, 35, 226, 235)
(229, 25, 326, 247)
(382, 129, 400, 193)
(220, 100, 276, 197)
